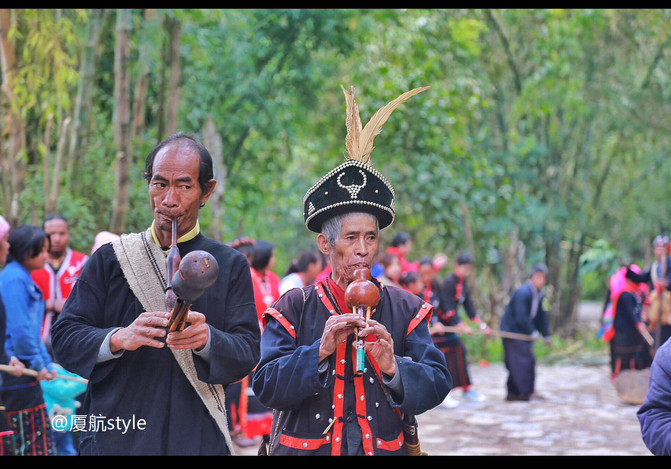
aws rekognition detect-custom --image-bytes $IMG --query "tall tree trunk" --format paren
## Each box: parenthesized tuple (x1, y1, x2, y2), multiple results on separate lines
(166, 17, 181, 135)
(110, 9, 131, 234)
(131, 8, 156, 162)
(202, 115, 226, 241)
(67, 8, 108, 186)
(156, 14, 169, 142)
(0, 9, 26, 225)
(47, 117, 71, 214)
(546, 237, 562, 334)
(562, 233, 586, 338)
(43, 114, 54, 214)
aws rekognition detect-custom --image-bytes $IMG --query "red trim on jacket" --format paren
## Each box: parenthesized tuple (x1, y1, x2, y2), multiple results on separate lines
(316, 278, 410, 455)
(263, 307, 296, 339)
(313, 281, 346, 455)
(407, 302, 433, 336)
(376, 433, 404, 451)
(331, 341, 346, 455)
(353, 361, 376, 455)
(365, 355, 405, 452)
(279, 433, 331, 450)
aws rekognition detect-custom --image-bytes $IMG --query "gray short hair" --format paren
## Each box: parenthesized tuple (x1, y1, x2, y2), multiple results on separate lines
(320, 212, 379, 247)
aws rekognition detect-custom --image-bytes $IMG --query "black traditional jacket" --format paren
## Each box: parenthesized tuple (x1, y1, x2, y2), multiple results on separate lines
(51, 233, 260, 455)
(252, 277, 451, 455)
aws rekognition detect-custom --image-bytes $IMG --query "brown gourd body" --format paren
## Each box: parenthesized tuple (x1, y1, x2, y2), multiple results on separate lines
(171, 250, 219, 303)
(345, 268, 380, 309)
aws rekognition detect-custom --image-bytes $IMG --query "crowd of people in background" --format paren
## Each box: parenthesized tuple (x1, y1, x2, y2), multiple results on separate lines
(600, 235, 671, 381)
(0, 128, 577, 456)
(0, 215, 100, 455)
(591, 233, 671, 455)
(4, 208, 671, 455)
(0, 212, 545, 455)
(0, 200, 560, 455)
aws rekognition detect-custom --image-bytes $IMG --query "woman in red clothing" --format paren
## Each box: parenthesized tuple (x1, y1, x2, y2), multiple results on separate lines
(250, 240, 281, 325)
(240, 240, 280, 446)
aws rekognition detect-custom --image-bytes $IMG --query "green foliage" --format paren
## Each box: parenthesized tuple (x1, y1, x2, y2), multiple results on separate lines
(579, 239, 622, 300)
(3, 8, 671, 309)
(9, 9, 84, 120)
(460, 334, 504, 364)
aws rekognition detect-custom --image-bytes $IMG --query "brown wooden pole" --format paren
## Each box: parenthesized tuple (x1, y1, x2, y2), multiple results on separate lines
(0, 364, 88, 385)
(439, 325, 536, 341)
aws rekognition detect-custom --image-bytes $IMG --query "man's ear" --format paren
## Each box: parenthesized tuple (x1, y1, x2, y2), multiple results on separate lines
(200, 179, 217, 205)
(317, 233, 330, 256)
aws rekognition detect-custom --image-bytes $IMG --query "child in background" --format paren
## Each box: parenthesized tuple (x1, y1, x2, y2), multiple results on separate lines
(40, 364, 87, 456)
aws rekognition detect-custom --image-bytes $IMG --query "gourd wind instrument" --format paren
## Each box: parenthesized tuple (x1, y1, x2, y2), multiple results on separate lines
(345, 268, 380, 374)
(164, 218, 219, 333)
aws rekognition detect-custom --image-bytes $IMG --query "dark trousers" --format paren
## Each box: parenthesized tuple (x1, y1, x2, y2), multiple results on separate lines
(438, 339, 472, 389)
(503, 338, 536, 398)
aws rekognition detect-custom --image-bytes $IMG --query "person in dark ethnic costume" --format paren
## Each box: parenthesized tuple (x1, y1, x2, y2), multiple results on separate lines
(252, 85, 451, 455)
(51, 133, 261, 455)
(429, 252, 490, 407)
(631, 236, 671, 348)
(500, 263, 552, 401)
(603, 265, 652, 379)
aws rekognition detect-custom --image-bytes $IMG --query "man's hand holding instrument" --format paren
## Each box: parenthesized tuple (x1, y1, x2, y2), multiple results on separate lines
(164, 218, 219, 335)
(345, 268, 381, 374)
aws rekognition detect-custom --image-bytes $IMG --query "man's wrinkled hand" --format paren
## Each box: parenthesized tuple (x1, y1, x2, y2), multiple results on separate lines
(166, 311, 209, 350)
(319, 314, 365, 362)
(110, 311, 170, 352)
(360, 319, 396, 376)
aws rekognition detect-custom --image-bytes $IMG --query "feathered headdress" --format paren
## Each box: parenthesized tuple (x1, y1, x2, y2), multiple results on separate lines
(303, 84, 430, 233)
(341, 85, 430, 164)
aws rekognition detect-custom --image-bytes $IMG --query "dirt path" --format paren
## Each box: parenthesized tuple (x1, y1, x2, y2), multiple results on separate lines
(416, 362, 651, 456)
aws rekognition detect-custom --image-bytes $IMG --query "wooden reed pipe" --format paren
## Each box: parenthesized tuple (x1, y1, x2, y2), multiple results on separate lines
(164, 217, 181, 311)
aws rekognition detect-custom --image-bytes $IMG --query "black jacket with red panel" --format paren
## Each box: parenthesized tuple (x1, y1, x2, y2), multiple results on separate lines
(252, 277, 451, 455)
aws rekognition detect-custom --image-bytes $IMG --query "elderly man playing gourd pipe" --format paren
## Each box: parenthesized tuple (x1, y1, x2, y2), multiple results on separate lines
(252, 85, 451, 456)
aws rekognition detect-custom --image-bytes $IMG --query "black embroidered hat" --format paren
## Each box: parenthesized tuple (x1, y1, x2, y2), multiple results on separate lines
(303, 160, 396, 233)
(303, 84, 430, 233)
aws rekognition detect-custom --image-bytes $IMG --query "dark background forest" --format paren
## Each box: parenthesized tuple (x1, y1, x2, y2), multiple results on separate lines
(2, 9, 671, 339)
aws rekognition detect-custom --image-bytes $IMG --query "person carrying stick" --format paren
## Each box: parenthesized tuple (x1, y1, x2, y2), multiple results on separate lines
(500, 263, 553, 402)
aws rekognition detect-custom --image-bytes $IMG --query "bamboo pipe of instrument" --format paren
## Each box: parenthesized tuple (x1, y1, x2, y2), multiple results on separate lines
(0, 364, 88, 385)
(168, 299, 190, 333)
(165, 217, 191, 333)
(351, 305, 367, 373)
(164, 218, 181, 311)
